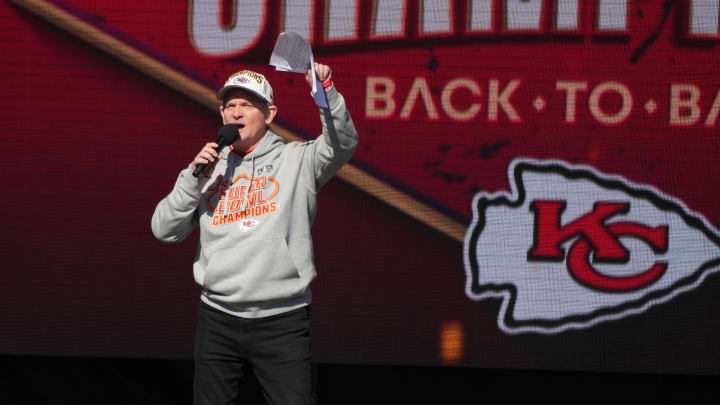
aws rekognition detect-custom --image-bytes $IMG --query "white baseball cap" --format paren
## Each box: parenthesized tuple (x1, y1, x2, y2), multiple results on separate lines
(217, 70, 274, 105)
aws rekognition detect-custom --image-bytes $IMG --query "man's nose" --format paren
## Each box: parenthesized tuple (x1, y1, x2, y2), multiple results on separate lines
(232, 108, 243, 119)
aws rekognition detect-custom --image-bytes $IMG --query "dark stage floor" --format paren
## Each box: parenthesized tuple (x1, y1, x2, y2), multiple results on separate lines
(0, 355, 714, 404)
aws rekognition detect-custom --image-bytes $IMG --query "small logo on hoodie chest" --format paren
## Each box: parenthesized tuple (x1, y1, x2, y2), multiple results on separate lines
(257, 164, 273, 176)
(238, 219, 260, 232)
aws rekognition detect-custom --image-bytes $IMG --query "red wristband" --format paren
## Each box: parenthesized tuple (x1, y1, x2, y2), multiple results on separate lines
(322, 78, 333, 89)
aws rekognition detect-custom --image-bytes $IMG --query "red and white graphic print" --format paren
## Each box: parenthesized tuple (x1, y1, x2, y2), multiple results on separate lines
(206, 174, 279, 226)
(464, 159, 720, 334)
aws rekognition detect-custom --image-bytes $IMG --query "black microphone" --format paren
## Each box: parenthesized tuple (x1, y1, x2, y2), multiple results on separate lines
(192, 124, 240, 177)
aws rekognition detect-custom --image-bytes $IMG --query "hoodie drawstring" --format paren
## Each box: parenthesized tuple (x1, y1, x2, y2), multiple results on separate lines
(236, 155, 255, 218)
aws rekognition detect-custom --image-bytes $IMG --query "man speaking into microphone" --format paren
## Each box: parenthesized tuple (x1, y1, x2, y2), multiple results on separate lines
(151, 63, 357, 404)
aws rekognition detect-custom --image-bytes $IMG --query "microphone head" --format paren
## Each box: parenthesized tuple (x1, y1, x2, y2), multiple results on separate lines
(216, 124, 240, 146)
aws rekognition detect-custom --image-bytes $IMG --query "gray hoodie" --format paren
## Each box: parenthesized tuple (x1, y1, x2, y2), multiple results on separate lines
(151, 86, 358, 318)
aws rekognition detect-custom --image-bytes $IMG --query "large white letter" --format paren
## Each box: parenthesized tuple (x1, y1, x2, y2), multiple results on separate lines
(555, 0, 579, 31)
(690, 0, 720, 36)
(441, 78, 482, 121)
(468, 0, 492, 32)
(556, 81, 588, 123)
(400, 77, 439, 119)
(373, 0, 406, 37)
(366, 76, 397, 118)
(589, 81, 633, 125)
(505, 0, 543, 31)
(670, 84, 701, 126)
(327, 0, 358, 40)
(190, 0, 266, 56)
(704, 88, 720, 126)
(488, 79, 521, 122)
(420, 0, 452, 34)
(597, 0, 627, 31)
(282, 0, 313, 41)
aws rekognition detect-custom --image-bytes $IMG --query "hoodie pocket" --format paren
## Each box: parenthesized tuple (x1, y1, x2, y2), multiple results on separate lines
(204, 237, 303, 302)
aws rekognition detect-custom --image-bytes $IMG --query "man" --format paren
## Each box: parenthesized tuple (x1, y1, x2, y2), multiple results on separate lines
(151, 63, 357, 404)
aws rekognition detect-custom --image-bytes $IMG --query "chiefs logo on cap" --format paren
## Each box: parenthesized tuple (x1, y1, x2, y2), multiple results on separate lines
(464, 159, 720, 334)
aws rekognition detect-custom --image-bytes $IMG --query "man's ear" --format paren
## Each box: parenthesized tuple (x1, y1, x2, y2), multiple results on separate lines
(265, 105, 277, 125)
(218, 105, 225, 122)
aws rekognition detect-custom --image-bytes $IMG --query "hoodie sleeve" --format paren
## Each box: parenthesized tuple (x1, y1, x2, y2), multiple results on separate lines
(302, 84, 359, 192)
(151, 165, 207, 242)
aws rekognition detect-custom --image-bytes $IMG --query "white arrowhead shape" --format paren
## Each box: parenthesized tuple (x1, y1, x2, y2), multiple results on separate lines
(463, 158, 720, 334)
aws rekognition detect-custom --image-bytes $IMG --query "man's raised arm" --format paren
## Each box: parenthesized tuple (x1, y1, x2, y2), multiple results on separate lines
(301, 63, 359, 191)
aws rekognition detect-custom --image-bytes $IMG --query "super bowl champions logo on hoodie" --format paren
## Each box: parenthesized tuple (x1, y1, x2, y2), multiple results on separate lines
(206, 173, 279, 227)
(464, 159, 720, 334)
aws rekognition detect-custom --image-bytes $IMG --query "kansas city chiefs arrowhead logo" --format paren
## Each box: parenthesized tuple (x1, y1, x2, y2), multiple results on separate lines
(464, 159, 720, 334)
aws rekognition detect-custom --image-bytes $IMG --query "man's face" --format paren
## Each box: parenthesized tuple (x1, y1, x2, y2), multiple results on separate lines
(220, 89, 277, 152)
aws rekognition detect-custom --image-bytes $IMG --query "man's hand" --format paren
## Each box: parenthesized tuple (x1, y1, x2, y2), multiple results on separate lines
(192, 142, 222, 177)
(306, 62, 331, 87)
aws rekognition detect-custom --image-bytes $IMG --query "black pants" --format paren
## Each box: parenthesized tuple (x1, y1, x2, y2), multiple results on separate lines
(194, 301, 312, 405)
